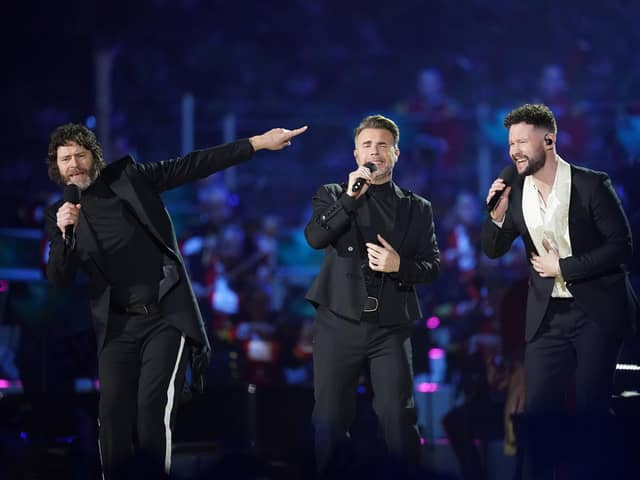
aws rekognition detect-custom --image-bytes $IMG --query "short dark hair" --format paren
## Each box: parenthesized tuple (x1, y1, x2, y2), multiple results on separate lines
(354, 114, 400, 146)
(47, 123, 105, 185)
(503, 104, 557, 134)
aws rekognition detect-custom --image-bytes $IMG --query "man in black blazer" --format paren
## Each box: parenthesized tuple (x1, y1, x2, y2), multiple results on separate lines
(305, 114, 440, 478)
(45, 122, 306, 478)
(481, 104, 638, 479)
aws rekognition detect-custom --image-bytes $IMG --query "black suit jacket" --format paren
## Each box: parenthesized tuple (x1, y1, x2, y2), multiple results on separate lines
(481, 164, 638, 341)
(45, 139, 254, 355)
(304, 182, 440, 325)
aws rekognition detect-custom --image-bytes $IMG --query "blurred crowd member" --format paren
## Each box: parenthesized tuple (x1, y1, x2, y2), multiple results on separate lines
(615, 102, 640, 166)
(400, 67, 467, 173)
(441, 276, 527, 480)
(430, 191, 489, 382)
(5, 278, 98, 478)
(535, 65, 589, 163)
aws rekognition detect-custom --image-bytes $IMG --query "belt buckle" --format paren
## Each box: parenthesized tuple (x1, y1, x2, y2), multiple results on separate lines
(124, 303, 154, 315)
(364, 296, 379, 313)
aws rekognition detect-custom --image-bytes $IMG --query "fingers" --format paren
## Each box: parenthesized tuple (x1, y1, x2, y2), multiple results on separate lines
(376, 234, 394, 250)
(279, 126, 308, 148)
(347, 166, 374, 196)
(368, 250, 385, 270)
(56, 202, 81, 233)
(493, 186, 511, 207)
(366, 236, 395, 255)
(355, 165, 374, 179)
(365, 242, 383, 254)
(486, 179, 506, 203)
(530, 255, 551, 277)
(251, 126, 308, 151)
(541, 238, 559, 255)
(529, 254, 541, 269)
(488, 185, 511, 221)
(286, 126, 308, 138)
(366, 242, 384, 267)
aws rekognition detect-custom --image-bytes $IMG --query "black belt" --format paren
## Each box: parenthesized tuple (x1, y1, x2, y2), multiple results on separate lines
(549, 297, 574, 302)
(115, 303, 161, 316)
(363, 296, 379, 312)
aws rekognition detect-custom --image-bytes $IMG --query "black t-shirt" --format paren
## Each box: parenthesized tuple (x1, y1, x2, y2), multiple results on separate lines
(356, 181, 397, 298)
(81, 177, 163, 307)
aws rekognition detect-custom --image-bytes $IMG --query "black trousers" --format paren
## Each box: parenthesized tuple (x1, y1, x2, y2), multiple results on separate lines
(312, 305, 420, 478)
(98, 311, 189, 479)
(523, 299, 622, 480)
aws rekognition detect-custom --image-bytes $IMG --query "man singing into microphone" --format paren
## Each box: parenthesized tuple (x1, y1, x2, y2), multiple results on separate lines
(481, 104, 638, 479)
(44, 122, 306, 478)
(305, 114, 440, 478)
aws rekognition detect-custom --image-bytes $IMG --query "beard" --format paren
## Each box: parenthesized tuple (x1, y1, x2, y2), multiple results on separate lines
(374, 165, 393, 182)
(372, 158, 397, 183)
(515, 151, 545, 176)
(63, 161, 101, 191)
(71, 175, 93, 191)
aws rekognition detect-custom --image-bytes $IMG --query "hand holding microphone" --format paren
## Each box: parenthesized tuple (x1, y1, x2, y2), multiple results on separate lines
(347, 162, 378, 198)
(486, 164, 517, 221)
(57, 184, 81, 248)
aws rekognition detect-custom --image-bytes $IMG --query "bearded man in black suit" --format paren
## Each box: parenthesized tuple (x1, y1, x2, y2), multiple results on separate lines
(45, 122, 306, 478)
(481, 104, 638, 480)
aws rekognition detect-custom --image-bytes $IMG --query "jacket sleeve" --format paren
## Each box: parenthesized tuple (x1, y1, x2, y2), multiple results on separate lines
(560, 174, 633, 281)
(481, 208, 521, 259)
(304, 184, 362, 250)
(391, 198, 440, 285)
(134, 139, 255, 192)
(44, 203, 81, 288)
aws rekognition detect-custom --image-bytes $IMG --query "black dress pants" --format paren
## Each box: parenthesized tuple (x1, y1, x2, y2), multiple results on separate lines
(312, 305, 420, 479)
(523, 299, 622, 480)
(98, 310, 189, 479)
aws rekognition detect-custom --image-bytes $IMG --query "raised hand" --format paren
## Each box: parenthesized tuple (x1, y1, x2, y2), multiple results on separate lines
(250, 126, 308, 151)
(56, 202, 81, 239)
(486, 178, 511, 222)
(346, 164, 376, 199)
(366, 234, 400, 273)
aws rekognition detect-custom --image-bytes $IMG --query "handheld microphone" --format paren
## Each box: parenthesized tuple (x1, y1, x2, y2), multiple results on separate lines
(63, 184, 81, 248)
(352, 162, 378, 193)
(486, 164, 518, 213)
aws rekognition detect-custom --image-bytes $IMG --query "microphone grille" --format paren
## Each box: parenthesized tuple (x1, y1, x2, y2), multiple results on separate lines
(63, 184, 81, 204)
(364, 162, 378, 173)
(499, 164, 518, 186)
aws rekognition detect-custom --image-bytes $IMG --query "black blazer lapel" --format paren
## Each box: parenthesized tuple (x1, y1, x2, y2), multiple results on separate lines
(104, 165, 179, 260)
(389, 183, 412, 251)
(76, 209, 109, 280)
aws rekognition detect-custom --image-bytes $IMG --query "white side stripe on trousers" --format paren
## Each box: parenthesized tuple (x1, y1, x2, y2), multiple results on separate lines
(98, 418, 105, 480)
(164, 334, 186, 474)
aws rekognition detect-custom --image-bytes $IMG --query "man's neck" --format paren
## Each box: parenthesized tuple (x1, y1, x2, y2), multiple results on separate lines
(532, 154, 559, 203)
(532, 155, 558, 188)
(372, 172, 393, 185)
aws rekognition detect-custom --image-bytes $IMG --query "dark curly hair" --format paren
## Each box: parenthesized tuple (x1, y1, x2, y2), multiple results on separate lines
(354, 114, 400, 146)
(47, 123, 105, 185)
(503, 104, 557, 134)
